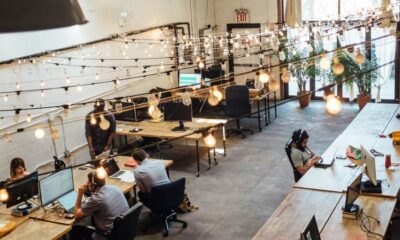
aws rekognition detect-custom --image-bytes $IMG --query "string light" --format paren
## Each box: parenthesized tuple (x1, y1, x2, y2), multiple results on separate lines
(208, 89, 220, 106)
(35, 127, 46, 139)
(269, 78, 280, 92)
(0, 188, 9, 202)
(332, 56, 345, 75)
(40, 90, 45, 97)
(259, 70, 270, 83)
(320, 54, 331, 70)
(204, 133, 216, 148)
(26, 114, 32, 123)
(3, 95, 8, 102)
(198, 61, 205, 69)
(212, 86, 223, 101)
(354, 48, 366, 64)
(16, 82, 20, 90)
(99, 114, 110, 130)
(326, 94, 342, 114)
(66, 77, 71, 84)
(40, 80, 45, 87)
(96, 166, 108, 179)
(90, 113, 97, 125)
(281, 68, 291, 83)
(77, 84, 83, 92)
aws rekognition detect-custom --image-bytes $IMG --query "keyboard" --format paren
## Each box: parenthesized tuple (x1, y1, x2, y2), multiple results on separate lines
(111, 171, 125, 178)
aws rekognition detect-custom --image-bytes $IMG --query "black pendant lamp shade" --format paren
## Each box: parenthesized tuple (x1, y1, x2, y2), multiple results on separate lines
(0, 0, 88, 33)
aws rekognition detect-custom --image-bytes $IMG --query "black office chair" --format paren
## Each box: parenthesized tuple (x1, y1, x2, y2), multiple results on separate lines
(142, 178, 187, 237)
(95, 202, 143, 240)
(285, 139, 302, 182)
(225, 85, 254, 138)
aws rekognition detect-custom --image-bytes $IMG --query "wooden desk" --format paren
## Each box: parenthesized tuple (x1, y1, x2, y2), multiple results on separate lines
(252, 188, 343, 240)
(30, 157, 173, 226)
(294, 103, 399, 193)
(117, 119, 223, 176)
(1, 218, 71, 240)
(320, 195, 396, 240)
(0, 213, 29, 227)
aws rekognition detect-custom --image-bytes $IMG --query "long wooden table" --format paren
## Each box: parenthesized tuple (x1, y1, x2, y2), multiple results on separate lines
(116, 118, 226, 177)
(0, 156, 173, 239)
(253, 103, 400, 240)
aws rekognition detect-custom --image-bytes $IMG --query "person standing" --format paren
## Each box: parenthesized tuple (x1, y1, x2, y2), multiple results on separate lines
(85, 99, 116, 159)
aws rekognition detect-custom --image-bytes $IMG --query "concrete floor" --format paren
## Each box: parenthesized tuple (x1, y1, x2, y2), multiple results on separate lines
(136, 101, 360, 240)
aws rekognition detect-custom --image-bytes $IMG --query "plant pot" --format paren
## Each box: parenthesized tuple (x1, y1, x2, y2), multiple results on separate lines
(357, 94, 371, 110)
(298, 91, 311, 108)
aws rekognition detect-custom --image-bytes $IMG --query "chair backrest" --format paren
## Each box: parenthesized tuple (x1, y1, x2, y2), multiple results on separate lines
(285, 139, 302, 182)
(109, 202, 143, 240)
(149, 178, 185, 214)
(225, 85, 251, 118)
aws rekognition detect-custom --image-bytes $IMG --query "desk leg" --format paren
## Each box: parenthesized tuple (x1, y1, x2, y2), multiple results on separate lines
(257, 100, 262, 132)
(196, 140, 200, 177)
(274, 91, 277, 118)
(133, 187, 137, 203)
(214, 147, 217, 165)
(223, 125, 226, 157)
(267, 94, 271, 122)
(207, 147, 211, 169)
(264, 95, 268, 126)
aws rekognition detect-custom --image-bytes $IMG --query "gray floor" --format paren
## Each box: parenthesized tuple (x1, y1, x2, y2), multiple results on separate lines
(136, 101, 360, 240)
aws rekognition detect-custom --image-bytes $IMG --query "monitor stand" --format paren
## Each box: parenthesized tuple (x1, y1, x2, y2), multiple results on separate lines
(361, 180, 382, 193)
(342, 203, 360, 214)
(171, 121, 188, 131)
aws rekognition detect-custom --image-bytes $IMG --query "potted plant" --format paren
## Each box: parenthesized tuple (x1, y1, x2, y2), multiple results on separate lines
(331, 51, 379, 110)
(286, 47, 322, 108)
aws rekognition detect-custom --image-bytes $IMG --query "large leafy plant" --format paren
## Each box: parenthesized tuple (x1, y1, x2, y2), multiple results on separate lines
(330, 51, 380, 96)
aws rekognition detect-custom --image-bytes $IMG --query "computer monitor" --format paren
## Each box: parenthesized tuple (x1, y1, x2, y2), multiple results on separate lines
(342, 173, 362, 213)
(360, 145, 382, 193)
(163, 102, 193, 131)
(179, 73, 202, 88)
(300, 215, 321, 240)
(39, 168, 74, 207)
(5, 172, 39, 209)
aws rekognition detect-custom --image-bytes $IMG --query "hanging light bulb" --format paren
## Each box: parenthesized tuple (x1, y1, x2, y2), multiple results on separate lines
(99, 114, 110, 130)
(94, 73, 99, 80)
(354, 48, 365, 64)
(198, 61, 205, 69)
(96, 166, 108, 179)
(212, 86, 223, 101)
(90, 113, 97, 125)
(40, 80, 45, 87)
(195, 56, 201, 63)
(150, 106, 162, 119)
(278, 51, 286, 61)
(77, 84, 83, 92)
(320, 54, 330, 70)
(148, 105, 156, 116)
(16, 82, 20, 90)
(4, 95, 8, 102)
(40, 90, 45, 97)
(51, 127, 60, 140)
(35, 127, 45, 139)
(259, 70, 270, 83)
(332, 56, 344, 75)
(269, 79, 280, 92)
(233, 41, 240, 49)
(326, 94, 342, 115)
(281, 68, 291, 83)
(66, 77, 71, 84)
(208, 89, 220, 106)
(0, 188, 9, 202)
(204, 133, 216, 148)
(181, 92, 192, 106)
(26, 114, 32, 123)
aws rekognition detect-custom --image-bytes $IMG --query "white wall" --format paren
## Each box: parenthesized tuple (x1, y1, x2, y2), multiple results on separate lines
(0, 0, 215, 179)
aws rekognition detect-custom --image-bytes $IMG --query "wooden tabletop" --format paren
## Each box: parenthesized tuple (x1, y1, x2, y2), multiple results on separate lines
(320, 195, 396, 240)
(252, 188, 343, 240)
(1, 218, 71, 240)
(294, 103, 399, 193)
(116, 118, 221, 140)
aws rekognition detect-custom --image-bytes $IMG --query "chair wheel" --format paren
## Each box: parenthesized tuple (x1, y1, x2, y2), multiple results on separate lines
(183, 222, 187, 228)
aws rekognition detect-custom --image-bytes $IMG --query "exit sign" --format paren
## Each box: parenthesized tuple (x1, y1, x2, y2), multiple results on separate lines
(235, 9, 249, 23)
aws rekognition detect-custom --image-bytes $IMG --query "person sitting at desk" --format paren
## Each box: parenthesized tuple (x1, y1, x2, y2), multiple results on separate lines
(291, 129, 321, 175)
(8, 157, 29, 182)
(85, 98, 116, 159)
(132, 148, 170, 206)
(71, 171, 129, 240)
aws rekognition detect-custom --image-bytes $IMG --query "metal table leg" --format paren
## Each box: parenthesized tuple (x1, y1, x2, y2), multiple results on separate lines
(196, 140, 200, 177)
(264, 95, 268, 126)
(214, 147, 217, 165)
(207, 147, 211, 169)
(257, 100, 262, 132)
(274, 92, 277, 118)
(267, 94, 271, 122)
(223, 125, 226, 157)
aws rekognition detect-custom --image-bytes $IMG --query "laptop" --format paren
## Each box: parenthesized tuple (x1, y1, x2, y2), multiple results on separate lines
(102, 158, 129, 179)
(314, 147, 337, 168)
(58, 191, 78, 213)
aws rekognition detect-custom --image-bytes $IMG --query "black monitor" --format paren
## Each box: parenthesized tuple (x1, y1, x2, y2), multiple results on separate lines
(342, 173, 362, 213)
(300, 215, 321, 240)
(5, 171, 39, 210)
(163, 102, 193, 131)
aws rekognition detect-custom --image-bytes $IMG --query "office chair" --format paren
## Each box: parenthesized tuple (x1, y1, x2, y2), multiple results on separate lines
(142, 178, 187, 237)
(225, 85, 254, 138)
(285, 139, 302, 182)
(94, 202, 143, 240)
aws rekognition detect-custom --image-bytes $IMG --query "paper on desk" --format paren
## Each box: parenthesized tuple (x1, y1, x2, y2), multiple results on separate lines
(119, 171, 135, 183)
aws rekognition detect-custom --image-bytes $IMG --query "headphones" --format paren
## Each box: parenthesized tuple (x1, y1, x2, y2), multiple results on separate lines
(90, 170, 98, 192)
(294, 129, 305, 145)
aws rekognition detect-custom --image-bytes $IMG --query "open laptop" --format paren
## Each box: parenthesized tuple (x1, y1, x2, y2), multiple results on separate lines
(58, 191, 78, 213)
(102, 158, 130, 179)
(314, 147, 337, 168)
